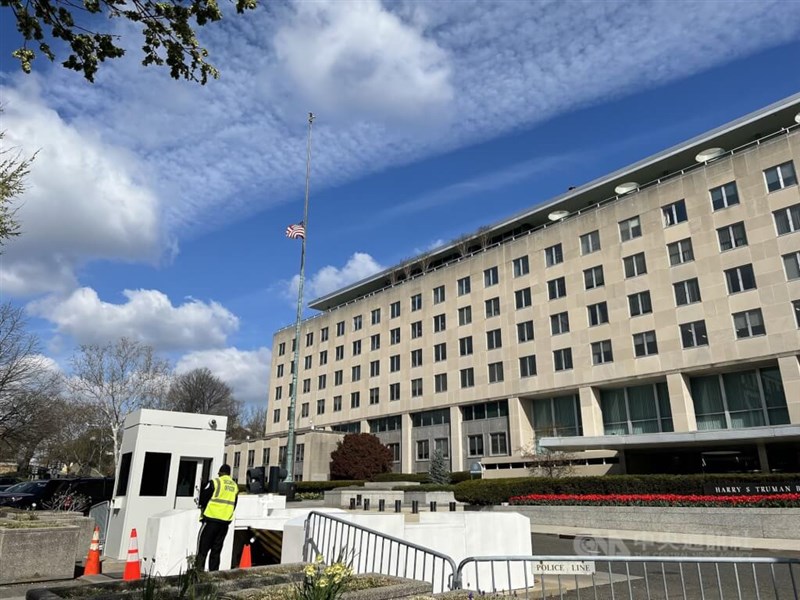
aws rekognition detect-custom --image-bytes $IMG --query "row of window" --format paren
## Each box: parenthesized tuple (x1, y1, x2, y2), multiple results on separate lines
(414, 432, 509, 461)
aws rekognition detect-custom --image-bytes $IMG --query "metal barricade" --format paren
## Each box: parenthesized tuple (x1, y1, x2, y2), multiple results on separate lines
(303, 510, 457, 593)
(88, 500, 111, 549)
(455, 555, 800, 600)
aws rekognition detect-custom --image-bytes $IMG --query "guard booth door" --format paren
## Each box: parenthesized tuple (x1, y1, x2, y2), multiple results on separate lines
(174, 457, 213, 509)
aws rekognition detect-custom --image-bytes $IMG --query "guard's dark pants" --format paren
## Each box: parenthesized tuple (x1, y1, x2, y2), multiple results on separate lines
(197, 519, 230, 571)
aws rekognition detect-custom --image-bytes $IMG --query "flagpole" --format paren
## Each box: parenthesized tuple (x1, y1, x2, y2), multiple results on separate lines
(286, 112, 315, 484)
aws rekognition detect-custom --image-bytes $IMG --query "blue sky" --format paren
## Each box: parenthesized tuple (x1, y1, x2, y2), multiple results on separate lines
(1, 0, 799, 406)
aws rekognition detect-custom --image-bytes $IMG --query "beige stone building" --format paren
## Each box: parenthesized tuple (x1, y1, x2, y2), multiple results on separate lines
(227, 94, 800, 483)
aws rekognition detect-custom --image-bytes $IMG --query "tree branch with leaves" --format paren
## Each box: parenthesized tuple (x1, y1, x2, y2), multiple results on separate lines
(0, 120, 36, 251)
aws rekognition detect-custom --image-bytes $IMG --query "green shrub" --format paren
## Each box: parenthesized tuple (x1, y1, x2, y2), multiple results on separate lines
(393, 484, 455, 492)
(453, 473, 800, 505)
(370, 472, 429, 483)
(450, 471, 471, 484)
(295, 481, 364, 494)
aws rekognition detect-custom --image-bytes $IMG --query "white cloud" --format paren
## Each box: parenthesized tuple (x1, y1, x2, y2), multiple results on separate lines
(0, 81, 169, 297)
(287, 252, 385, 302)
(29, 287, 239, 351)
(273, 0, 453, 123)
(176, 347, 271, 406)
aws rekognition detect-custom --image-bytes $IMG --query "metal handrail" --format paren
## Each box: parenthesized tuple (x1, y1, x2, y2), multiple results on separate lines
(303, 510, 458, 592)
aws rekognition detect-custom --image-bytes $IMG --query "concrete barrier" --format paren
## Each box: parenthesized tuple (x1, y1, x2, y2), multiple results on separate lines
(0, 522, 81, 584)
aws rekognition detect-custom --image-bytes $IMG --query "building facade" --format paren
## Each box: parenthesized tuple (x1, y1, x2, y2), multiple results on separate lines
(242, 95, 800, 481)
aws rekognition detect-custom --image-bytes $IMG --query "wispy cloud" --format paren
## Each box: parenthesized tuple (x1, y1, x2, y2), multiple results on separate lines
(283, 252, 385, 304)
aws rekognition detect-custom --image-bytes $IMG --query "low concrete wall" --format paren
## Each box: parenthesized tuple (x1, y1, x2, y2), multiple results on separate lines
(403, 491, 456, 506)
(0, 523, 81, 584)
(486, 505, 800, 540)
(324, 489, 405, 508)
(2, 512, 93, 563)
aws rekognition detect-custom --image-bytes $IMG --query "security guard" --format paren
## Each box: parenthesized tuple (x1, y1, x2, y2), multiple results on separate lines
(196, 464, 239, 571)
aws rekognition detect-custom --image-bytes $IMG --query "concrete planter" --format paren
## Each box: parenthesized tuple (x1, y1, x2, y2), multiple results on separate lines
(325, 488, 405, 508)
(0, 522, 81, 584)
(2, 511, 93, 563)
(402, 491, 457, 507)
(488, 505, 800, 540)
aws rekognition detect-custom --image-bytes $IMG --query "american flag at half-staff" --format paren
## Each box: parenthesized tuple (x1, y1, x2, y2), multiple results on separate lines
(286, 223, 305, 239)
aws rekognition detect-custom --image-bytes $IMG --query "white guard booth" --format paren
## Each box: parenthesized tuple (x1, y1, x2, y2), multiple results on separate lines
(105, 409, 228, 563)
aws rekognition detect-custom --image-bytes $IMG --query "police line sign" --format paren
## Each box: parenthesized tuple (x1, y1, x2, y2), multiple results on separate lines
(531, 561, 596, 575)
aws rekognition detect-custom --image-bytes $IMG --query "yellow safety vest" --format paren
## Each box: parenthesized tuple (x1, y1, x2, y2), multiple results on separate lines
(202, 475, 239, 522)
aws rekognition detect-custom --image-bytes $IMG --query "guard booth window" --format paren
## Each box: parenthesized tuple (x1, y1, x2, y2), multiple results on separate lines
(176, 459, 198, 497)
(140, 452, 171, 496)
(116, 452, 132, 497)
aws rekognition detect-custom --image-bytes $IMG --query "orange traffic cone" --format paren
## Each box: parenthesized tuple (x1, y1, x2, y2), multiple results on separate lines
(122, 528, 141, 581)
(84, 526, 102, 575)
(239, 544, 252, 568)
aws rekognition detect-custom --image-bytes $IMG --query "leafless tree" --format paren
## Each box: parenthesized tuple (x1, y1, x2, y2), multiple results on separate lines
(0, 303, 60, 451)
(455, 234, 471, 258)
(520, 442, 576, 478)
(67, 338, 171, 473)
(239, 404, 267, 437)
(162, 367, 241, 420)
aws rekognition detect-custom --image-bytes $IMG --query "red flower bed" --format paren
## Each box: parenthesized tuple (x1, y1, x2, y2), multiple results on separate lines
(508, 493, 800, 508)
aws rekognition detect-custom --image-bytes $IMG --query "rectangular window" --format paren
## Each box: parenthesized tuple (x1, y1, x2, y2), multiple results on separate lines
(486, 329, 502, 350)
(275, 386, 282, 401)
(794, 300, 800, 328)
(370, 360, 380, 378)
(545, 243, 563, 267)
(668, 238, 694, 266)
(433, 285, 445, 304)
(336, 321, 345, 336)
(319, 350, 327, 366)
(774, 203, 800, 234)
(710, 182, 739, 210)
(460, 367, 475, 388)
(458, 305, 472, 326)
(304, 356, 312, 370)
(334, 370, 343, 386)
(262, 448, 271, 466)
(140, 452, 171, 497)
(513, 256, 529, 277)
(548, 277, 566, 299)
(519, 354, 537, 377)
(434, 342, 447, 362)
(277, 364, 284, 378)
(434, 373, 448, 393)
(784, 252, 800, 280)
(411, 321, 422, 338)
(591, 340, 613, 365)
(517, 320, 534, 342)
(302, 378, 311, 393)
(733, 309, 766, 339)
(387, 442, 400, 462)
(458, 276, 471, 296)
(490, 432, 508, 456)
(629, 291, 652, 317)
(433, 314, 446, 332)
(633, 330, 658, 357)
(619, 216, 642, 241)
(680, 320, 708, 348)
(278, 342, 286, 356)
(488, 361, 504, 383)
(485, 297, 501, 317)
(369, 387, 380, 405)
(353, 315, 362, 331)
(584, 265, 604, 290)
(515, 287, 532, 309)
(301, 402, 309, 417)
(411, 348, 423, 367)
(306, 332, 313, 347)
(352, 340, 361, 356)
(580, 230, 601, 255)
(390, 327, 400, 345)
(725, 264, 757, 293)
(484, 266, 499, 287)
(273, 409, 280, 423)
(390, 301, 401, 319)
(317, 399, 325, 415)
(533, 395, 583, 439)
(674, 278, 702, 306)
(553, 348, 573, 371)
(389, 382, 400, 401)
(624, 252, 647, 278)
(459, 336, 473, 356)
(433, 438, 449, 458)
(370, 334, 380, 351)
(333, 396, 342, 411)
(662, 199, 688, 226)
(390, 354, 400, 372)
(411, 293, 422, 312)
(718, 222, 748, 251)
(587, 302, 609, 326)
(371, 308, 381, 325)
(765, 161, 797, 192)
(351, 365, 361, 382)
(550, 312, 569, 335)
(350, 392, 360, 409)
(335, 345, 344, 361)
(411, 378, 423, 397)
(467, 434, 484, 457)
(416, 440, 430, 460)
(600, 383, 673, 435)
(320, 327, 329, 342)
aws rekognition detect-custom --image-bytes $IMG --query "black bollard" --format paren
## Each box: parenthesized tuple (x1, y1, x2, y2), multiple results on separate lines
(449, 501, 456, 512)
(378, 499, 385, 512)
(364, 499, 370, 511)
(412, 500, 419, 514)
(430, 501, 437, 512)
(349, 498, 356, 510)
(395, 500, 402, 513)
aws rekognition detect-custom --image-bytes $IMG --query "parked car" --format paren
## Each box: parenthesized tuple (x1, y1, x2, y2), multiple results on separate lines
(0, 476, 22, 492)
(0, 477, 114, 513)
